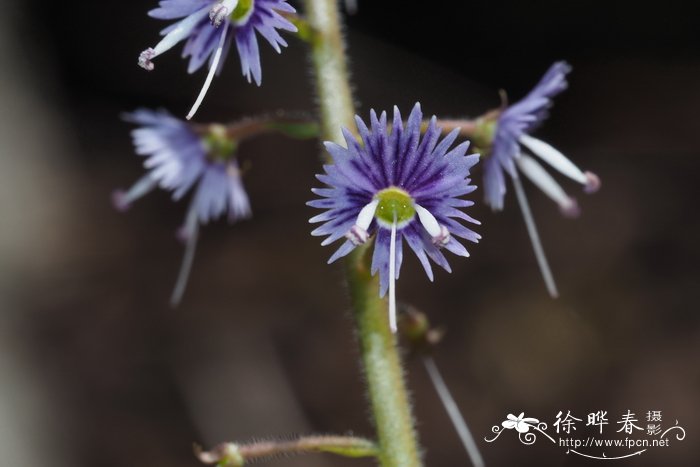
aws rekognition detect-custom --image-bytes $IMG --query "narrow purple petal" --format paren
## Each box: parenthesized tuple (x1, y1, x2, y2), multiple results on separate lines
(309, 104, 480, 294)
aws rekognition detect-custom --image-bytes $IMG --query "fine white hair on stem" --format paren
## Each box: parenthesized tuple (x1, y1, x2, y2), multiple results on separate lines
(171, 205, 200, 306)
(187, 25, 228, 120)
(389, 219, 398, 333)
(423, 357, 485, 467)
(511, 172, 559, 298)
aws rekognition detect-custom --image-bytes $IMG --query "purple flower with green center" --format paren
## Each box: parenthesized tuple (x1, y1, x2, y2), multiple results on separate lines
(483, 61, 600, 215)
(478, 61, 601, 298)
(309, 103, 481, 331)
(113, 108, 251, 305)
(138, 0, 297, 119)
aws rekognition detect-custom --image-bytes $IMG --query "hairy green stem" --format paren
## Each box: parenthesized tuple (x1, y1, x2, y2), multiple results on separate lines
(303, 0, 422, 465)
(345, 245, 422, 466)
(303, 0, 355, 144)
(195, 436, 378, 465)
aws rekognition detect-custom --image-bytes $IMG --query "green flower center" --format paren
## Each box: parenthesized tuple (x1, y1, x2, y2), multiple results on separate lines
(374, 187, 416, 226)
(230, 0, 255, 24)
(471, 118, 498, 156)
(203, 124, 237, 162)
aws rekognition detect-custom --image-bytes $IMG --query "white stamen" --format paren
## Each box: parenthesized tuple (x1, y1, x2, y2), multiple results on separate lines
(519, 134, 588, 185)
(357, 199, 379, 230)
(171, 204, 200, 307)
(345, 199, 379, 246)
(584, 171, 601, 193)
(345, 199, 379, 245)
(346, 225, 369, 245)
(433, 225, 451, 247)
(415, 204, 441, 237)
(138, 48, 156, 71)
(516, 154, 580, 217)
(112, 175, 157, 211)
(186, 24, 228, 120)
(423, 357, 485, 467)
(389, 220, 398, 333)
(511, 173, 559, 298)
(210, 0, 238, 27)
(415, 204, 450, 246)
(139, 8, 210, 70)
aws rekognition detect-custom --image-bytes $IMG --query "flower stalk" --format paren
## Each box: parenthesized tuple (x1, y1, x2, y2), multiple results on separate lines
(303, 0, 422, 465)
(192, 114, 319, 141)
(195, 435, 379, 465)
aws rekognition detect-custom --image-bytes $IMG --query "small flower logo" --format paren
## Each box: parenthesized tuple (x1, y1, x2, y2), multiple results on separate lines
(502, 413, 540, 433)
(486, 412, 555, 445)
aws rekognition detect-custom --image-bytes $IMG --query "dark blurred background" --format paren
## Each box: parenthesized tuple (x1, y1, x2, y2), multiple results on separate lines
(1, 1, 699, 466)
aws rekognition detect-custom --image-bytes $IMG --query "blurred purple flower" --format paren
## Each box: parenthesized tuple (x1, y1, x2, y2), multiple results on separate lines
(138, 0, 297, 118)
(476, 62, 601, 298)
(113, 108, 251, 305)
(309, 103, 480, 331)
(483, 61, 600, 216)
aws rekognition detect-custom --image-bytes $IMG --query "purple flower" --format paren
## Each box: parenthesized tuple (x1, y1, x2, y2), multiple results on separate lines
(113, 109, 251, 305)
(483, 61, 600, 215)
(138, 0, 297, 118)
(477, 62, 601, 298)
(309, 103, 480, 331)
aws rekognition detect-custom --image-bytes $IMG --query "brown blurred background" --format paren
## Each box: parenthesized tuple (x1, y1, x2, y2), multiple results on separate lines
(1, 1, 699, 466)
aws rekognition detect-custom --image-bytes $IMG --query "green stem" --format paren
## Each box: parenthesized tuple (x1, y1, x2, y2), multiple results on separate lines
(345, 246, 422, 466)
(302, 1, 422, 465)
(195, 436, 378, 465)
(303, 0, 355, 144)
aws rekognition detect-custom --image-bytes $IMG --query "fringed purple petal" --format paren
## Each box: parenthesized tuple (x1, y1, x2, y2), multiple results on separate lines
(124, 109, 207, 197)
(403, 227, 434, 281)
(146, 0, 296, 84)
(486, 61, 572, 209)
(309, 104, 479, 293)
(328, 240, 356, 264)
(149, 0, 208, 20)
(121, 109, 251, 225)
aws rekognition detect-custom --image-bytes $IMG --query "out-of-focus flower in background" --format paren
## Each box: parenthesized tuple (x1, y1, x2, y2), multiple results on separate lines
(471, 62, 601, 298)
(113, 109, 251, 305)
(478, 61, 600, 215)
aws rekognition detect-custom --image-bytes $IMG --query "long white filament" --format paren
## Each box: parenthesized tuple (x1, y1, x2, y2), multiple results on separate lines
(171, 206, 200, 306)
(389, 220, 398, 333)
(154, 9, 210, 58)
(511, 173, 559, 298)
(186, 25, 228, 120)
(423, 357, 485, 467)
